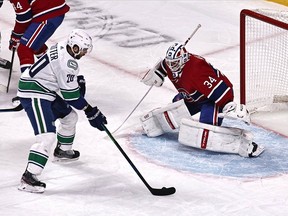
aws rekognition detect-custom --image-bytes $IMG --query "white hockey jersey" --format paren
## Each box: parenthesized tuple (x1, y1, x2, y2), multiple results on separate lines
(17, 41, 81, 102)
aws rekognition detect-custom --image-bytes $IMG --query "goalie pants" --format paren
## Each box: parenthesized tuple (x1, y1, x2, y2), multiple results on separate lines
(20, 96, 77, 175)
(17, 15, 65, 73)
(173, 93, 224, 126)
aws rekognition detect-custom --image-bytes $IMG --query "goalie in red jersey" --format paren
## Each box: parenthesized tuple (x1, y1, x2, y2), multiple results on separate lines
(141, 42, 264, 158)
(9, 0, 69, 73)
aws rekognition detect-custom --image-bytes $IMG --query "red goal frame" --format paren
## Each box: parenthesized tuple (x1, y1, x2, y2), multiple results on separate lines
(240, 9, 288, 105)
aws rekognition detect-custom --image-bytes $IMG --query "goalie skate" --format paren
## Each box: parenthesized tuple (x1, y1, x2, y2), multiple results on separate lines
(18, 170, 46, 193)
(249, 142, 265, 157)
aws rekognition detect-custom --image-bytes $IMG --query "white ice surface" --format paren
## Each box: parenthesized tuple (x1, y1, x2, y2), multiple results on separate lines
(1, 0, 288, 215)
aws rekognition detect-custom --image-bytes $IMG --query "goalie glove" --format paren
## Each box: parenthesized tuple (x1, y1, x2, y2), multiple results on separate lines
(141, 59, 167, 87)
(219, 101, 251, 124)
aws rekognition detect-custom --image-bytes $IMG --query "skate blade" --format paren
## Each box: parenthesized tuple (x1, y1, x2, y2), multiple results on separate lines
(52, 156, 79, 163)
(18, 182, 45, 193)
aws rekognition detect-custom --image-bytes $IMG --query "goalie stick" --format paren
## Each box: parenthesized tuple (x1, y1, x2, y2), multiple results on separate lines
(183, 24, 201, 46)
(112, 24, 202, 134)
(0, 103, 23, 112)
(102, 124, 176, 196)
(112, 85, 153, 134)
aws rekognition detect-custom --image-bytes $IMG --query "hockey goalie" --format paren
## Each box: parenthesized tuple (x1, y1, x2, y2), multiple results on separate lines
(140, 42, 264, 158)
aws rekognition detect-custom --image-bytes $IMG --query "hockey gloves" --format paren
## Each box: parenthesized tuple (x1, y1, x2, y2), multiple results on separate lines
(84, 105, 107, 131)
(9, 31, 22, 50)
(77, 75, 86, 97)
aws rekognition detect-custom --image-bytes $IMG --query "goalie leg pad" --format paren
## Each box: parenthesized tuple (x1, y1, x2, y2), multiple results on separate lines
(140, 111, 165, 137)
(141, 100, 191, 137)
(178, 118, 258, 157)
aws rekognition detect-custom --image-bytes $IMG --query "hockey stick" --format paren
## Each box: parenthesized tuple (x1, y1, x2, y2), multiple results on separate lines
(112, 85, 153, 134)
(0, 103, 23, 112)
(183, 24, 202, 46)
(112, 24, 202, 134)
(6, 48, 16, 93)
(0, 57, 11, 69)
(102, 124, 176, 196)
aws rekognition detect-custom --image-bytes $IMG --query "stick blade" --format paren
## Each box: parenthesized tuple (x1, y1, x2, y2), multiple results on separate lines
(150, 187, 176, 196)
(0, 104, 23, 112)
(11, 104, 23, 111)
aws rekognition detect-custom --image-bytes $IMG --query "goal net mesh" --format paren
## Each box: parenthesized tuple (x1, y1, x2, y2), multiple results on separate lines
(240, 9, 288, 112)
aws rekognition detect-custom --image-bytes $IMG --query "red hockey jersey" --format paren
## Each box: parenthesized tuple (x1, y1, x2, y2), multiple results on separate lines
(10, 0, 69, 34)
(165, 54, 234, 108)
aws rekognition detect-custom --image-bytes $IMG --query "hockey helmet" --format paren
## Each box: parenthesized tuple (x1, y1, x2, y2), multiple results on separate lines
(67, 29, 93, 58)
(165, 42, 189, 76)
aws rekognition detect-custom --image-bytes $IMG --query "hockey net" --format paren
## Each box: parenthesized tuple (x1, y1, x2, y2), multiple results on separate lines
(240, 9, 288, 113)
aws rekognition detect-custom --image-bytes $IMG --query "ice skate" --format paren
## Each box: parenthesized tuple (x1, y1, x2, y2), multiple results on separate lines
(53, 143, 80, 162)
(18, 170, 46, 193)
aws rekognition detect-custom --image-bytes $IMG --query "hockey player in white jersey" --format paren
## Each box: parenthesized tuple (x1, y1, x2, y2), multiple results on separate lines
(17, 29, 107, 193)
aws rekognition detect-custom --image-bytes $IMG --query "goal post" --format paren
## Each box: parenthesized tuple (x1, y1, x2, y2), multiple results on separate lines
(240, 9, 288, 112)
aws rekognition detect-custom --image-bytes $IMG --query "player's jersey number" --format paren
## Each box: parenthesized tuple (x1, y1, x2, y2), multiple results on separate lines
(29, 54, 50, 78)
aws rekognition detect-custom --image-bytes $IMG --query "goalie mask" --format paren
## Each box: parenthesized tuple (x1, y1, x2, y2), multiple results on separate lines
(67, 29, 93, 59)
(165, 42, 189, 78)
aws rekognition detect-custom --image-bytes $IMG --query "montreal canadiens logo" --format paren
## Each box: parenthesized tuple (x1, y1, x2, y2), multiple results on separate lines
(177, 88, 194, 103)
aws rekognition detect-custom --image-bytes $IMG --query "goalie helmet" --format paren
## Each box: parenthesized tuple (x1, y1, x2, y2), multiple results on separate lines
(165, 42, 189, 78)
(67, 29, 93, 59)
